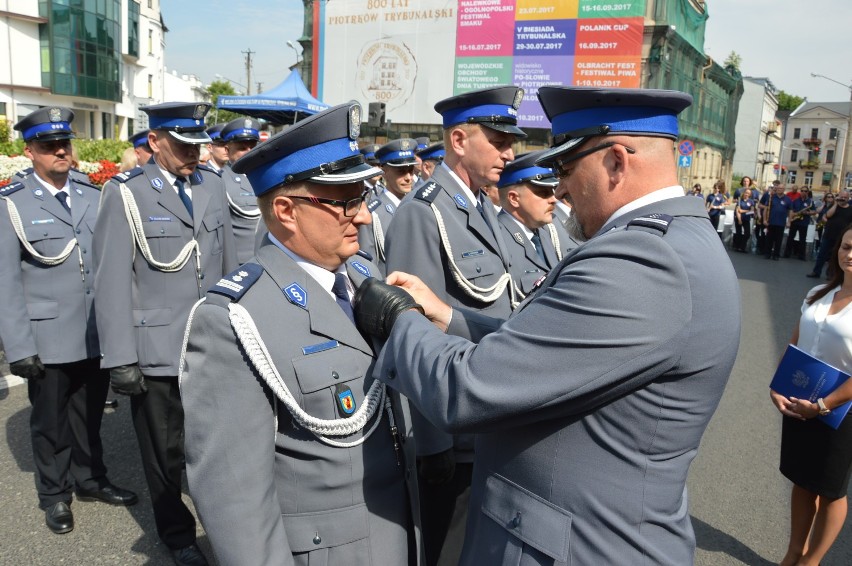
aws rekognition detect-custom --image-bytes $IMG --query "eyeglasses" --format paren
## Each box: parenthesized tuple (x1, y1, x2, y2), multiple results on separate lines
(553, 142, 636, 179)
(287, 190, 370, 217)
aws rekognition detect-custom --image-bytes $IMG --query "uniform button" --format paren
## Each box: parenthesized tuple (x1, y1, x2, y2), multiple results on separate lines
(312, 533, 321, 545)
(511, 512, 522, 528)
(476, 265, 482, 273)
(160, 228, 165, 234)
(85, 269, 90, 274)
(43, 232, 48, 237)
(75, 229, 81, 234)
(81, 248, 87, 254)
(387, 369, 396, 380)
(141, 319, 146, 325)
(331, 370, 340, 380)
(200, 274, 205, 280)
(86, 290, 91, 295)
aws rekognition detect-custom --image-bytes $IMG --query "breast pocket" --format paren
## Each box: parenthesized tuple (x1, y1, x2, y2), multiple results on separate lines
(456, 253, 498, 283)
(480, 473, 572, 566)
(142, 221, 185, 261)
(23, 223, 72, 257)
(202, 214, 224, 255)
(292, 346, 372, 421)
(133, 307, 173, 370)
(283, 503, 371, 565)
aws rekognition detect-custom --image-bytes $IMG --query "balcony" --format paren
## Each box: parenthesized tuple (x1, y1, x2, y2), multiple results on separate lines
(799, 159, 821, 169)
(802, 138, 822, 148)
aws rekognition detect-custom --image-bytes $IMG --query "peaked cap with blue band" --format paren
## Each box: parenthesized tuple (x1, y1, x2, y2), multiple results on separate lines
(130, 129, 151, 148)
(415, 137, 430, 151)
(221, 117, 261, 143)
(232, 101, 382, 196)
(498, 150, 558, 189)
(376, 138, 419, 167)
(434, 85, 527, 138)
(535, 86, 692, 166)
(206, 123, 225, 143)
(360, 143, 381, 165)
(416, 142, 445, 162)
(14, 107, 75, 142)
(142, 101, 213, 144)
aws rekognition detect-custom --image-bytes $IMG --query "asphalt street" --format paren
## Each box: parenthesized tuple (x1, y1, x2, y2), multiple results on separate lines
(0, 247, 851, 565)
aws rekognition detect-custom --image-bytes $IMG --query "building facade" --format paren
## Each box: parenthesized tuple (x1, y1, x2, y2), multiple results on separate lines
(731, 77, 781, 187)
(782, 101, 851, 191)
(0, 0, 208, 142)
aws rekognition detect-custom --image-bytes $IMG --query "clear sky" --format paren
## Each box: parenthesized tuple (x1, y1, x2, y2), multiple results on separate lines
(161, 0, 851, 103)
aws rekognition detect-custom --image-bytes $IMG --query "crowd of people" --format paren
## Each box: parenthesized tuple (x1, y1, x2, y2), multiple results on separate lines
(0, 83, 847, 566)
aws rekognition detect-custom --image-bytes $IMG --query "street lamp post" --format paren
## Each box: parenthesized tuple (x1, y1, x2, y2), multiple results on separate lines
(825, 121, 845, 191)
(812, 73, 852, 191)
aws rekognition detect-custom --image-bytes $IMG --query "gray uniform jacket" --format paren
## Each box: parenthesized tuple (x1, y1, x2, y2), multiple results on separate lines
(221, 163, 262, 264)
(496, 211, 560, 298)
(0, 173, 101, 364)
(181, 240, 420, 566)
(93, 162, 237, 376)
(384, 163, 513, 458)
(373, 196, 741, 565)
(357, 193, 396, 275)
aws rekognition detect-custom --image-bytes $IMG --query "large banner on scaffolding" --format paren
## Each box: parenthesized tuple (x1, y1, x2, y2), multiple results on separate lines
(313, 0, 645, 128)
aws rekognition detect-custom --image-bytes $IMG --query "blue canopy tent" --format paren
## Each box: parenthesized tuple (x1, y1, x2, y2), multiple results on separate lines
(216, 69, 329, 126)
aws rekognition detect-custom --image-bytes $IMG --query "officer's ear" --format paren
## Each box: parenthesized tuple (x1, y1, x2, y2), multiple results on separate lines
(448, 126, 468, 156)
(23, 143, 34, 160)
(607, 142, 633, 186)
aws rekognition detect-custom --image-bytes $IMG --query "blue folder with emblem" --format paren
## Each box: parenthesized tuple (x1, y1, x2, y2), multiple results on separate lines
(770, 344, 852, 429)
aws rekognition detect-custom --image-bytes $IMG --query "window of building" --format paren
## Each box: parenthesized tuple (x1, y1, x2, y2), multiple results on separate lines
(791, 150, 799, 162)
(788, 170, 797, 184)
(827, 149, 835, 164)
(148, 0, 153, 8)
(822, 172, 833, 186)
(793, 128, 801, 139)
(128, 118, 134, 138)
(128, 1, 140, 58)
(804, 171, 814, 187)
(830, 128, 838, 140)
(811, 128, 819, 139)
(147, 74, 153, 98)
(148, 29, 153, 55)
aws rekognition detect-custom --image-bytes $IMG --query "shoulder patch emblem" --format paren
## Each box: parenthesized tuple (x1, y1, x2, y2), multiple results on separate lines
(0, 181, 26, 196)
(385, 203, 394, 214)
(453, 193, 468, 208)
(414, 181, 439, 203)
(209, 263, 264, 301)
(151, 178, 164, 191)
(351, 261, 371, 277)
(512, 232, 525, 245)
(283, 283, 308, 309)
(33, 188, 44, 197)
(626, 213, 674, 234)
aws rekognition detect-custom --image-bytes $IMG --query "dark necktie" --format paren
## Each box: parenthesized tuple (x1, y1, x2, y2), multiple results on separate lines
(331, 272, 355, 324)
(530, 230, 545, 262)
(55, 190, 70, 213)
(476, 194, 493, 232)
(175, 177, 193, 217)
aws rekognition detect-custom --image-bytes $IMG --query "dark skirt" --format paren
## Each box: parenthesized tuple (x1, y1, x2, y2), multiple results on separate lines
(780, 413, 852, 499)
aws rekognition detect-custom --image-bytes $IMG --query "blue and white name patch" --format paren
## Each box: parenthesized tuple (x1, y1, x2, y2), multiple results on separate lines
(32, 218, 55, 225)
(302, 340, 339, 356)
(240, 191, 253, 196)
(284, 283, 308, 309)
(351, 261, 371, 277)
(453, 194, 468, 208)
(461, 249, 484, 258)
(148, 216, 172, 222)
(209, 263, 263, 301)
(151, 178, 164, 190)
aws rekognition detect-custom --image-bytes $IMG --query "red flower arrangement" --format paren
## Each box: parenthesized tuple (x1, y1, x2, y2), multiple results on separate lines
(88, 160, 120, 187)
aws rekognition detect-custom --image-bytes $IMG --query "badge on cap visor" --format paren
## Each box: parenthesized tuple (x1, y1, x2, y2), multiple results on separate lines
(400, 139, 411, 150)
(243, 118, 253, 129)
(349, 104, 361, 140)
(49, 108, 62, 122)
(193, 105, 207, 120)
(513, 89, 525, 110)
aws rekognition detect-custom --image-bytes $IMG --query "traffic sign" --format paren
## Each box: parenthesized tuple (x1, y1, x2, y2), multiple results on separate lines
(678, 155, 693, 168)
(259, 131, 270, 142)
(678, 140, 694, 156)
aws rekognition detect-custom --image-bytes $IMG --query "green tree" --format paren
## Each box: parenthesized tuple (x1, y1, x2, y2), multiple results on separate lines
(723, 51, 742, 73)
(777, 90, 805, 112)
(206, 80, 244, 125)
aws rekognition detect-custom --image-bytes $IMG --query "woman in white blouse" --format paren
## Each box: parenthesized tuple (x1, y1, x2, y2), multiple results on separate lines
(770, 223, 852, 566)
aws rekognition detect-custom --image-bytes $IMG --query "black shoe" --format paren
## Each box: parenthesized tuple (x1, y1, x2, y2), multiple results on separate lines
(806, 272, 820, 278)
(76, 483, 138, 506)
(171, 543, 209, 566)
(45, 501, 73, 534)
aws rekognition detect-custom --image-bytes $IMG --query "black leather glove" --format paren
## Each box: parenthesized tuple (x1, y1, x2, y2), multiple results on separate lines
(10, 355, 45, 380)
(109, 364, 147, 396)
(353, 277, 424, 340)
(418, 449, 456, 486)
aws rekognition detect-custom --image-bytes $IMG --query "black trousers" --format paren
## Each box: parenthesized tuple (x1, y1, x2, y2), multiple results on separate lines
(784, 223, 808, 258)
(28, 358, 110, 509)
(130, 376, 196, 550)
(733, 217, 752, 251)
(418, 461, 473, 566)
(766, 225, 785, 258)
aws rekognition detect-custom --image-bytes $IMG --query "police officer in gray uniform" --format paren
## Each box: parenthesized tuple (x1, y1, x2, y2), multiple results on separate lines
(354, 87, 741, 565)
(383, 85, 522, 566)
(180, 102, 421, 566)
(93, 102, 237, 566)
(203, 123, 228, 173)
(130, 129, 153, 166)
(0, 107, 137, 535)
(412, 142, 445, 191)
(360, 143, 384, 196)
(219, 117, 262, 264)
(495, 149, 578, 302)
(358, 138, 419, 275)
